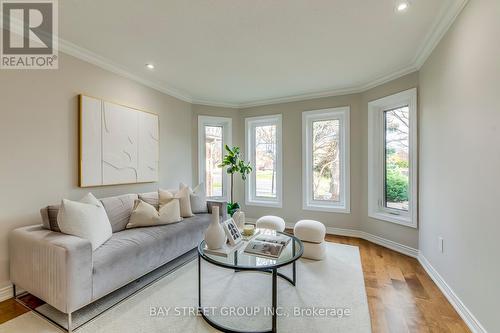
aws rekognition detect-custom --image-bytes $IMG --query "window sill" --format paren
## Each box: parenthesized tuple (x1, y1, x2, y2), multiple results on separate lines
(368, 211, 417, 228)
(207, 196, 227, 202)
(245, 199, 282, 208)
(303, 204, 350, 214)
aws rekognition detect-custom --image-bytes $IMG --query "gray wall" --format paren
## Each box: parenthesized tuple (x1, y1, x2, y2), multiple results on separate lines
(0, 53, 193, 290)
(419, 0, 499, 331)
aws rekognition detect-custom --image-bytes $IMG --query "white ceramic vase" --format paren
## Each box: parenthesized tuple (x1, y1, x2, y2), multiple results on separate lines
(205, 206, 226, 250)
(233, 210, 245, 230)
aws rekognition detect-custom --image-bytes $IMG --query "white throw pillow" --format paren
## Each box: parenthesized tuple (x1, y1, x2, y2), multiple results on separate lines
(57, 193, 112, 251)
(126, 200, 160, 229)
(178, 183, 195, 217)
(127, 199, 183, 229)
(158, 199, 183, 224)
(160, 186, 194, 218)
(190, 183, 208, 214)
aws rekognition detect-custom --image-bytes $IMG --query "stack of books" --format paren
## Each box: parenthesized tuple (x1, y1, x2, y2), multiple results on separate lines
(243, 234, 291, 259)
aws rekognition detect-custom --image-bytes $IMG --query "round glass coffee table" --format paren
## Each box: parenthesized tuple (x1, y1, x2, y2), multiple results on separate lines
(197, 230, 303, 333)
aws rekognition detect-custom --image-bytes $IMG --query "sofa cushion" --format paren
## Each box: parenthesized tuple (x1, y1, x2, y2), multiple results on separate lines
(100, 194, 138, 233)
(92, 213, 211, 300)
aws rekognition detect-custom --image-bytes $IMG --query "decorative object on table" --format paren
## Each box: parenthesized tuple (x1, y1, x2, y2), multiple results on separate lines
(79, 95, 159, 187)
(294, 219, 327, 260)
(241, 229, 260, 241)
(242, 224, 255, 236)
(218, 145, 252, 216)
(256, 215, 286, 232)
(204, 206, 226, 250)
(203, 241, 244, 258)
(222, 218, 243, 246)
(232, 209, 245, 230)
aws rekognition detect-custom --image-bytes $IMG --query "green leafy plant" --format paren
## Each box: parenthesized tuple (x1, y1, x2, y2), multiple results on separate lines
(219, 145, 252, 216)
(385, 169, 408, 202)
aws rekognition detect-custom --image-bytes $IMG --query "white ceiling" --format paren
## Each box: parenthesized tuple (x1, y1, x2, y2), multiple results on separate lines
(59, 0, 467, 107)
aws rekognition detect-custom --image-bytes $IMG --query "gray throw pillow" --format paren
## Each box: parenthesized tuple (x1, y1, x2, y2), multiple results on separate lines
(40, 204, 62, 232)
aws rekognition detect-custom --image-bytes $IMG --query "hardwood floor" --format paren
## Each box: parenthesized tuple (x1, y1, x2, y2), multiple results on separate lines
(324, 234, 470, 333)
(0, 235, 470, 332)
(0, 298, 28, 325)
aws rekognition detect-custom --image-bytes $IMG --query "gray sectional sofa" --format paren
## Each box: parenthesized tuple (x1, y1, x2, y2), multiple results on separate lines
(9, 191, 226, 329)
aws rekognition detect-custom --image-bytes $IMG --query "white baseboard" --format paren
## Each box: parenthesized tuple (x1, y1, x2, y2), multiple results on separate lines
(356, 230, 419, 258)
(281, 222, 420, 258)
(0, 284, 13, 302)
(418, 254, 487, 333)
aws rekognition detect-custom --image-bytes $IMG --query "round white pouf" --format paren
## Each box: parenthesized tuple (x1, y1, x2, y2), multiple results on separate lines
(256, 215, 286, 232)
(294, 220, 326, 243)
(302, 241, 327, 260)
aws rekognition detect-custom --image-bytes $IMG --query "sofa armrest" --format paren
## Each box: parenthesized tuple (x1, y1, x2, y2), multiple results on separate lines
(9, 225, 93, 313)
(207, 200, 228, 221)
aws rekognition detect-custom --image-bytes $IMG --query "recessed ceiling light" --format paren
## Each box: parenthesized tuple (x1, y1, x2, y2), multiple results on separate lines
(396, 1, 409, 12)
(145, 63, 155, 70)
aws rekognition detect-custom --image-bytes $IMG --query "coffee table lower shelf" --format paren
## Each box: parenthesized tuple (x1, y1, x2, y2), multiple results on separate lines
(197, 242, 301, 333)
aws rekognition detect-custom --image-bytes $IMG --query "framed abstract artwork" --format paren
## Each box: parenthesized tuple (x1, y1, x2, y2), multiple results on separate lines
(79, 94, 159, 187)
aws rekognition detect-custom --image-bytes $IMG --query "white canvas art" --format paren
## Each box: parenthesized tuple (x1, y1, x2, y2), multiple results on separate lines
(79, 95, 159, 187)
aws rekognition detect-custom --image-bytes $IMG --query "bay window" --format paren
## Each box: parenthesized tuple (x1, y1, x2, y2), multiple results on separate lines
(368, 88, 417, 227)
(245, 114, 282, 207)
(302, 107, 350, 213)
(198, 116, 232, 199)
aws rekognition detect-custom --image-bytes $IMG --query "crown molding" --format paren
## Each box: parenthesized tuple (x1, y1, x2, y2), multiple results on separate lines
(58, 39, 194, 104)
(235, 65, 419, 109)
(52, 0, 466, 109)
(190, 98, 240, 109)
(413, 0, 469, 69)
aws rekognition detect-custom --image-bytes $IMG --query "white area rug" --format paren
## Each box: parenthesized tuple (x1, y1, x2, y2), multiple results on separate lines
(0, 242, 371, 333)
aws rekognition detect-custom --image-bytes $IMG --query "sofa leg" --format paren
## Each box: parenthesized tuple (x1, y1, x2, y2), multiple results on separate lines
(68, 312, 73, 333)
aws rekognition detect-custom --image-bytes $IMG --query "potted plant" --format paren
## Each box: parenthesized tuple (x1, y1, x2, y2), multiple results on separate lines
(219, 145, 252, 216)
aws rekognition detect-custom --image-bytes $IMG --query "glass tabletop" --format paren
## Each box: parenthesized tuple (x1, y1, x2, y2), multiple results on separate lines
(198, 229, 304, 270)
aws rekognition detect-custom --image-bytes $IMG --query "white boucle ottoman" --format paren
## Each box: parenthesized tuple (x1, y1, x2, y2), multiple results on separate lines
(256, 215, 286, 232)
(294, 220, 326, 260)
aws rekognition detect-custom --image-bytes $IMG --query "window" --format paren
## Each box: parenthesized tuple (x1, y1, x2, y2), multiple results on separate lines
(198, 116, 232, 199)
(368, 88, 417, 227)
(302, 107, 350, 213)
(245, 115, 282, 207)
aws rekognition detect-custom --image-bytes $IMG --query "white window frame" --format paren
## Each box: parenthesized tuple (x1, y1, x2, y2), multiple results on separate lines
(302, 107, 350, 213)
(198, 115, 232, 200)
(368, 88, 418, 228)
(245, 114, 283, 208)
